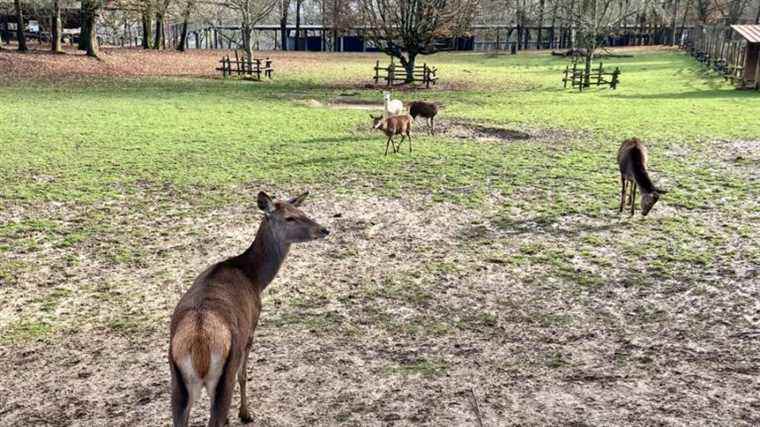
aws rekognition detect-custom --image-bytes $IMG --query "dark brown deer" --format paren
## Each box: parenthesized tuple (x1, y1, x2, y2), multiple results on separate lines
(370, 114, 413, 155)
(169, 191, 329, 427)
(618, 138, 668, 216)
(408, 101, 438, 135)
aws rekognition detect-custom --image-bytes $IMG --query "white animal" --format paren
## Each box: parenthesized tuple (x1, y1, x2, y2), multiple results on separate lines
(383, 91, 404, 118)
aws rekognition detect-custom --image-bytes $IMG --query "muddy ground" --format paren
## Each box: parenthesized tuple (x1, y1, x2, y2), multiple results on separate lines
(2, 175, 759, 425)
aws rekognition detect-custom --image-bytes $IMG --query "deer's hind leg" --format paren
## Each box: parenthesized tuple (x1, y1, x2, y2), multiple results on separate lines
(237, 337, 253, 423)
(208, 349, 241, 427)
(170, 359, 193, 427)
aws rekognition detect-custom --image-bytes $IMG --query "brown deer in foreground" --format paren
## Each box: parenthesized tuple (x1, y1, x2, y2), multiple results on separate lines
(618, 138, 668, 216)
(370, 114, 413, 155)
(169, 191, 329, 427)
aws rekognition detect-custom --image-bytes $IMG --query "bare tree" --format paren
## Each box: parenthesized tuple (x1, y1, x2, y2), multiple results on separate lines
(295, 0, 302, 49)
(176, 0, 196, 50)
(722, 0, 751, 24)
(224, 0, 278, 59)
(81, 0, 105, 57)
(561, 0, 652, 86)
(14, 0, 27, 51)
(280, 0, 291, 50)
(360, 0, 477, 82)
(154, 0, 172, 49)
(52, 0, 63, 52)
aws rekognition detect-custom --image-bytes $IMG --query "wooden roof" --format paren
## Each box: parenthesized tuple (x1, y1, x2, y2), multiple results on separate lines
(731, 25, 760, 43)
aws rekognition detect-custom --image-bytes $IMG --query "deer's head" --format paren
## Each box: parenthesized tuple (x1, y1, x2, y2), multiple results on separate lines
(257, 191, 329, 243)
(641, 188, 667, 216)
(370, 114, 385, 130)
(383, 91, 391, 102)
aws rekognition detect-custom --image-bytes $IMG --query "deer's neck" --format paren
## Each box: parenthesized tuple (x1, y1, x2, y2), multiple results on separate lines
(629, 155, 656, 193)
(238, 218, 290, 293)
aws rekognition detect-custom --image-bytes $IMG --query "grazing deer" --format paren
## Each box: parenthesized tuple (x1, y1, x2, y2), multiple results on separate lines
(169, 191, 329, 427)
(408, 101, 438, 135)
(618, 138, 668, 216)
(370, 114, 413, 155)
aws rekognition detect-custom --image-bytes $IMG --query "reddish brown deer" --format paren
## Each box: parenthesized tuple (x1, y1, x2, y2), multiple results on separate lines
(169, 191, 329, 427)
(618, 138, 668, 216)
(370, 114, 413, 155)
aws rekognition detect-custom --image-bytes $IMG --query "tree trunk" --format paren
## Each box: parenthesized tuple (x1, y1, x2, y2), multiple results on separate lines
(177, 20, 188, 51)
(177, 4, 191, 51)
(2, 15, 9, 45)
(14, 0, 27, 52)
(332, 0, 338, 51)
(52, 0, 63, 53)
(399, 52, 417, 83)
(670, 0, 679, 45)
(242, 24, 253, 61)
(537, 0, 545, 49)
(755, 2, 760, 24)
(567, 0, 576, 48)
(679, 0, 692, 45)
(142, 11, 153, 48)
(549, 0, 558, 48)
(79, 6, 88, 50)
(280, 0, 289, 51)
(81, 1, 99, 58)
(154, 13, 165, 49)
(583, 49, 593, 88)
(295, 0, 302, 51)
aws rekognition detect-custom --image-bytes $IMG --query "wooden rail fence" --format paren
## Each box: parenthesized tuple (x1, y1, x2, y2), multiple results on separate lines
(217, 51, 273, 80)
(373, 61, 438, 88)
(562, 60, 621, 91)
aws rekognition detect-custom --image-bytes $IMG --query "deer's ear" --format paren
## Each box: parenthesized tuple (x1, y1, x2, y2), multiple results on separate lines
(257, 191, 275, 213)
(288, 191, 309, 207)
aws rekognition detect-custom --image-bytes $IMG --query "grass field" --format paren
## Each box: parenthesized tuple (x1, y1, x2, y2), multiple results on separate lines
(1, 47, 759, 425)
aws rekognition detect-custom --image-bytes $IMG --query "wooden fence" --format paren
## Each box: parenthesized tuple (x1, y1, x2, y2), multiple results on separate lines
(373, 61, 438, 88)
(217, 51, 273, 80)
(682, 26, 756, 89)
(562, 60, 621, 91)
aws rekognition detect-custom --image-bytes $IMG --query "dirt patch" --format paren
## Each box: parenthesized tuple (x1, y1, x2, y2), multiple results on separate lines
(352, 117, 582, 143)
(436, 119, 531, 141)
(330, 98, 385, 110)
(299, 98, 385, 111)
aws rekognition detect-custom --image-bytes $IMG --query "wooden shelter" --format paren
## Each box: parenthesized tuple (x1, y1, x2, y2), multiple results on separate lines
(731, 25, 760, 89)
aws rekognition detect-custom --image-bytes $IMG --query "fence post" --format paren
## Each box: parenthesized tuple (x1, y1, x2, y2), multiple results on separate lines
(611, 67, 620, 89)
(563, 65, 568, 87)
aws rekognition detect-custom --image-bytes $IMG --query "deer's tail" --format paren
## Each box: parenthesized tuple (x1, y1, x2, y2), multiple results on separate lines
(170, 311, 232, 414)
